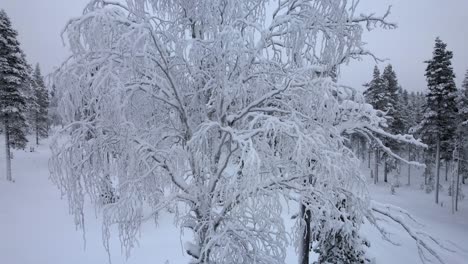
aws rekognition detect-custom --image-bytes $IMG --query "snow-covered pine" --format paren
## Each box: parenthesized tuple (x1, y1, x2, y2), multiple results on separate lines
(459, 70, 468, 185)
(0, 9, 30, 182)
(381, 64, 404, 183)
(31, 64, 50, 145)
(50, 1, 456, 264)
(418, 37, 458, 203)
(397, 88, 414, 185)
(363, 66, 385, 183)
(364, 66, 386, 111)
(453, 70, 468, 208)
(48, 84, 63, 127)
(381, 64, 403, 136)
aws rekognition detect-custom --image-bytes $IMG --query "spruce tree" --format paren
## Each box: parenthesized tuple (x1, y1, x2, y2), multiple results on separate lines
(48, 84, 62, 127)
(419, 37, 458, 203)
(363, 66, 385, 183)
(0, 10, 30, 181)
(32, 64, 49, 145)
(365, 65, 404, 183)
(363, 66, 385, 110)
(381, 64, 403, 135)
(399, 88, 412, 133)
(458, 69, 468, 185)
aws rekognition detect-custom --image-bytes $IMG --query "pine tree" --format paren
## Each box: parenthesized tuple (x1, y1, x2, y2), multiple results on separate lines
(32, 64, 49, 145)
(364, 65, 404, 183)
(399, 88, 413, 133)
(381, 65, 403, 135)
(313, 197, 370, 264)
(458, 69, 468, 186)
(381, 65, 404, 183)
(398, 88, 415, 185)
(419, 37, 458, 203)
(364, 66, 385, 183)
(363, 66, 385, 110)
(48, 84, 62, 127)
(0, 9, 29, 182)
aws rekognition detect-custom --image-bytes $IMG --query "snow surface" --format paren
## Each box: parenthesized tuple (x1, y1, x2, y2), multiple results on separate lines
(1, 139, 468, 264)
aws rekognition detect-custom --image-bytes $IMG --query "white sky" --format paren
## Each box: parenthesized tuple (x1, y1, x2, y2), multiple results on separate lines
(2, 0, 468, 92)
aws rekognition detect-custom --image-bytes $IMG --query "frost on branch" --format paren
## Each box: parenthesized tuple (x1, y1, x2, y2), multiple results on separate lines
(49, 0, 448, 264)
(369, 201, 459, 264)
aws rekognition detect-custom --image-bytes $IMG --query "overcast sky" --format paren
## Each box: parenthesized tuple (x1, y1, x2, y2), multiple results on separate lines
(2, 0, 468, 92)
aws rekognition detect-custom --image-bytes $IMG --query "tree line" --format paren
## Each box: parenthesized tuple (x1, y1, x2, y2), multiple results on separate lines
(0, 10, 51, 182)
(361, 37, 468, 211)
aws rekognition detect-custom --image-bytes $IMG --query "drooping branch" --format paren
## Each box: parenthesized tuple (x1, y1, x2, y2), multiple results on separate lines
(371, 201, 458, 264)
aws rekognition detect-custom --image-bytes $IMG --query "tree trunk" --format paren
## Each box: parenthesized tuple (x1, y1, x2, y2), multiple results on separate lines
(299, 202, 311, 264)
(361, 141, 366, 160)
(374, 148, 379, 184)
(435, 138, 441, 204)
(407, 145, 411, 185)
(368, 148, 371, 169)
(36, 112, 39, 145)
(4, 120, 12, 182)
(384, 155, 388, 183)
(299, 173, 313, 264)
(456, 153, 461, 211)
(356, 138, 361, 159)
(445, 160, 449, 182)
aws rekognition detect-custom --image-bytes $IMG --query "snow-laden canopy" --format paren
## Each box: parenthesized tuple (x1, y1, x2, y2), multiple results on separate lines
(49, 1, 454, 263)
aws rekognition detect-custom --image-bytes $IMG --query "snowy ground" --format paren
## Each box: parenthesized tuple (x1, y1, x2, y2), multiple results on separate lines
(1, 139, 468, 264)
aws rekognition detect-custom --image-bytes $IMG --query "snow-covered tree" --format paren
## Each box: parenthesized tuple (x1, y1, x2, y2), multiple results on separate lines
(455, 69, 468, 191)
(363, 66, 385, 183)
(418, 37, 458, 203)
(364, 66, 385, 110)
(399, 88, 412, 133)
(363, 64, 404, 183)
(398, 88, 416, 185)
(0, 9, 29, 182)
(381, 64, 402, 135)
(50, 1, 457, 263)
(380, 64, 404, 182)
(31, 64, 49, 144)
(48, 84, 62, 127)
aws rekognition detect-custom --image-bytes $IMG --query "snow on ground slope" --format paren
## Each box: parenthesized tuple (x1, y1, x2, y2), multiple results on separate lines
(1, 139, 467, 263)
(0, 139, 188, 264)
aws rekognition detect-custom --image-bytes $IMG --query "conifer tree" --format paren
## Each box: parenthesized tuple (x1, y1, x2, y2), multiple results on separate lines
(458, 69, 468, 186)
(363, 66, 385, 183)
(48, 84, 62, 127)
(419, 37, 458, 203)
(399, 88, 413, 133)
(32, 64, 49, 145)
(0, 9, 29, 181)
(364, 65, 404, 183)
(381, 64, 403, 135)
(364, 66, 385, 110)
(398, 88, 415, 185)
(381, 65, 404, 182)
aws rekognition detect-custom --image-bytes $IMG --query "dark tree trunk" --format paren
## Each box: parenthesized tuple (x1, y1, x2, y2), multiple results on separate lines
(4, 120, 12, 182)
(435, 138, 441, 204)
(374, 148, 379, 184)
(368, 148, 371, 169)
(407, 145, 411, 185)
(445, 160, 449, 182)
(456, 154, 461, 211)
(384, 155, 388, 183)
(299, 202, 311, 264)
